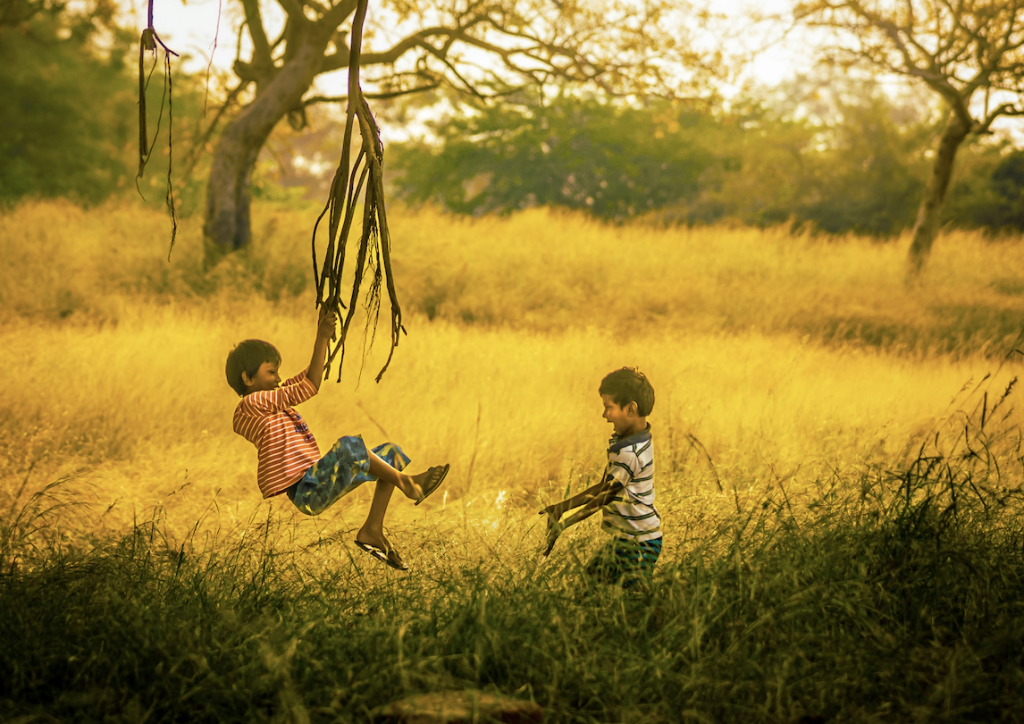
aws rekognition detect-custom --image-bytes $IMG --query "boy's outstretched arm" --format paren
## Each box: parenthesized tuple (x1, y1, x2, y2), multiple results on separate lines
(539, 480, 608, 524)
(306, 307, 337, 392)
(542, 480, 622, 556)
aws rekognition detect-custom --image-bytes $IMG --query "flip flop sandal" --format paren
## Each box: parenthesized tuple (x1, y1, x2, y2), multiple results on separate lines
(415, 463, 451, 506)
(354, 540, 410, 571)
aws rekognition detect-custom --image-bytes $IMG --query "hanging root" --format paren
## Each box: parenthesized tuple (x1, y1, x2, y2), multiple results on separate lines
(136, 0, 179, 259)
(312, 0, 404, 384)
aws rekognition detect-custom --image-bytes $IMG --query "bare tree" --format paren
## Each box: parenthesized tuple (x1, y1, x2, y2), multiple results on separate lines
(200, 0, 699, 267)
(795, 0, 1024, 273)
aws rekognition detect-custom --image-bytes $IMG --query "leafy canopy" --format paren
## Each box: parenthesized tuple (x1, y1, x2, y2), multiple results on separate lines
(392, 95, 722, 221)
(0, 0, 136, 204)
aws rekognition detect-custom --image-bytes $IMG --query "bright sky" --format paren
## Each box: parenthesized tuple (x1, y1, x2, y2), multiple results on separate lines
(119, 0, 1022, 141)
(125, 0, 814, 93)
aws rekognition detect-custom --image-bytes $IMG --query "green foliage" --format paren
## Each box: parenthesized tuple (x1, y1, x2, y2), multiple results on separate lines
(4, 398, 1024, 722)
(0, 0, 212, 217)
(791, 95, 930, 235)
(392, 95, 723, 220)
(0, 1, 136, 205)
(946, 146, 1024, 234)
(692, 90, 932, 236)
(391, 86, 1006, 238)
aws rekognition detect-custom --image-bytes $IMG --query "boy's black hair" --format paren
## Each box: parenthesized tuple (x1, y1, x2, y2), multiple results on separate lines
(226, 339, 281, 396)
(599, 367, 655, 417)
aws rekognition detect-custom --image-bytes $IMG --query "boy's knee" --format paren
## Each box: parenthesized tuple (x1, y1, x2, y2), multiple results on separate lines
(374, 441, 409, 470)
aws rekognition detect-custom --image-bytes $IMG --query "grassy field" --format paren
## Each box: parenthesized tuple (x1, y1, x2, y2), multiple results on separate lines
(3, 199, 1024, 722)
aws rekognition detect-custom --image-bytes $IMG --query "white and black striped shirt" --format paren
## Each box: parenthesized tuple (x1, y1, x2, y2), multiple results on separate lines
(600, 425, 662, 542)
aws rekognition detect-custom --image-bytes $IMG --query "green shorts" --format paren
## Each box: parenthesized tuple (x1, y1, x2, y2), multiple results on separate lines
(585, 536, 663, 588)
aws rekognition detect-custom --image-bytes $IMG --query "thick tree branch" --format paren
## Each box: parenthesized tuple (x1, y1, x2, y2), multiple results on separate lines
(303, 0, 330, 16)
(982, 101, 1024, 131)
(320, 0, 358, 31)
(301, 80, 442, 107)
(313, 6, 637, 93)
(273, 0, 302, 19)
(321, 27, 443, 71)
(240, 0, 274, 70)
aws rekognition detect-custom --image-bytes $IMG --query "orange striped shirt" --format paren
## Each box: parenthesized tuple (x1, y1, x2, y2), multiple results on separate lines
(233, 371, 321, 498)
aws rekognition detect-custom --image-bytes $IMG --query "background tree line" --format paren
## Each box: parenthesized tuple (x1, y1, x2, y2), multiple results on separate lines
(389, 84, 1024, 236)
(4, 0, 1024, 239)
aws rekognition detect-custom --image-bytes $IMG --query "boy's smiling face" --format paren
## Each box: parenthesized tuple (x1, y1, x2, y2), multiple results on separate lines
(242, 361, 281, 393)
(601, 393, 644, 438)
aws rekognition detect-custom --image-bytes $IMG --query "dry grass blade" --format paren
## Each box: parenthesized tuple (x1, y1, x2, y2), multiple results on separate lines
(685, 433, 724, 494)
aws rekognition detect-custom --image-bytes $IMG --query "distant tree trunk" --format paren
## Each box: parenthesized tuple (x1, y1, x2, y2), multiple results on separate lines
(907, 113, 971, 275)
(202, 21, 333, 267)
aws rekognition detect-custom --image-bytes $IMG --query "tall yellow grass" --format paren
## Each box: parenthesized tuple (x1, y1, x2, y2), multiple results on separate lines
(2, 199, 1022, 550)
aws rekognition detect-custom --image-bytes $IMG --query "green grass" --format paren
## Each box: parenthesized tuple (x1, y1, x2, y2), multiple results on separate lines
(4, 389, 1024, 723)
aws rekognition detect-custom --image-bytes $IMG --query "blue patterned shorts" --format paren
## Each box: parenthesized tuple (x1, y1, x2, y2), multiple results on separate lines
(585, 537, 663, 588)
(286, 435, 410, 516)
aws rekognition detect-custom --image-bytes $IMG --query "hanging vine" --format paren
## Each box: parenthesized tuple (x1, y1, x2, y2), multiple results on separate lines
(312, 0, 404, 384)
(136, 0, 179, 259)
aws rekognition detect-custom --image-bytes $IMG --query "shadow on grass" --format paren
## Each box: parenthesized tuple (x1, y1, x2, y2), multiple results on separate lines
(798, 305, 1024, 359)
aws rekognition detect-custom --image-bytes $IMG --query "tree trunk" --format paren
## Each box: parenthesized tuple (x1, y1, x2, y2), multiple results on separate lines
(906, 113, 971, 276)
(202, 22, 334, 267)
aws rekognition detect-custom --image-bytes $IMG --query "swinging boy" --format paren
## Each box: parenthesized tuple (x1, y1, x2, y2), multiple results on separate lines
(226, 307, 449, 571)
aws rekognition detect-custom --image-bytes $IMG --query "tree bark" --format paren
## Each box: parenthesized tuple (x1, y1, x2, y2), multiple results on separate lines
(906, 113, 971, 276)
(202, 20, 336, 267)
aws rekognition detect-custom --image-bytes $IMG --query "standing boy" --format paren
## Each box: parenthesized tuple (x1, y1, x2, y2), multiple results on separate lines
(541, 367, 662, 587)
(226, 307, 449, 571)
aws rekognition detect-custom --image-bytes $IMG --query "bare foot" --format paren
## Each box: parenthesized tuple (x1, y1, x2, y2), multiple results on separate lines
(355, 526, 390, 552)
(354, 529, 408, 570)
(396, 469, 437, 501)
(413, 464, 450, 506)
(395, 472, 422, 501)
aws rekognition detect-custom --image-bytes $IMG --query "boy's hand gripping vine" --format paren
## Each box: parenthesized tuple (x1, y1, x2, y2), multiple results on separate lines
(318, 305, 338, 342)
